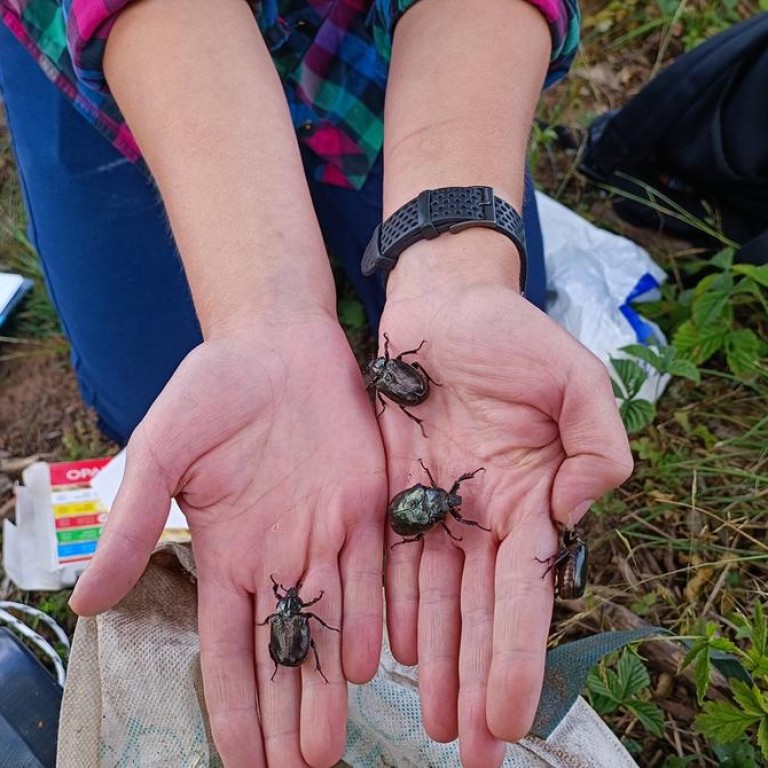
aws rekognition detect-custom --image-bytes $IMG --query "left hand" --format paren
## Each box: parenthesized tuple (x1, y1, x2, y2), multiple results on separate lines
(378, 233, 633, 768)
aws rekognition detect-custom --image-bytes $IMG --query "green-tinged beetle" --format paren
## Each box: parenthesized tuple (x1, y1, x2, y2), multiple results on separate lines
(258, 576, 339, 682)
(388, 459, 489, 547)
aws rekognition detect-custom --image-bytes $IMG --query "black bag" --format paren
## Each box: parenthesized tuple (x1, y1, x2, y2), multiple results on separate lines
(579, 12, 768, 266)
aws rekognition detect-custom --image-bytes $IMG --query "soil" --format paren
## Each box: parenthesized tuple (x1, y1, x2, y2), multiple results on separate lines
(0, 346, 117, 521)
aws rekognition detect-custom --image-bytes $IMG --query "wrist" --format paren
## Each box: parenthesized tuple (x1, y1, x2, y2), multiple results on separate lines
(201, 269, 338, 340)
(385, 226, 522, 301)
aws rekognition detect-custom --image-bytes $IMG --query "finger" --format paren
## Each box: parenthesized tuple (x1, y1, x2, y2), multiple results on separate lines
(457, 546, 505, 768)
(417, 538, 462, 742)
(487, 513, 556, 742)
(299, 564, 346, 767)
(552, 357, 634, 526)
(198, 575, 266, 768)
(69, 430, 173, 615)
(384, 529, 421, 665)
(256, 578, 310, 768)
(340, 520, 384, 683)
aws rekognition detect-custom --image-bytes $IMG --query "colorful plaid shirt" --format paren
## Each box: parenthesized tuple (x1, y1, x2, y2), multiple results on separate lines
(1, 0, 579, 189)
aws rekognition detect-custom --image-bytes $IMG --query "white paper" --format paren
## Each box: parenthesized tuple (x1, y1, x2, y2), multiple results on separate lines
(91, 451, 189, 530)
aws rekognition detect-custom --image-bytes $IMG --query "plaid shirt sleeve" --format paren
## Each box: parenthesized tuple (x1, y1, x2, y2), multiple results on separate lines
(67, 0, 578, 94)
(374, 0, 580, 85)
(62, 0, 130, 91)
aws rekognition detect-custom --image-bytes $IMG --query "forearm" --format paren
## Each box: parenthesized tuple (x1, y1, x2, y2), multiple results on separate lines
(384, 0, 551, 294)
(104, 0, 336, 336)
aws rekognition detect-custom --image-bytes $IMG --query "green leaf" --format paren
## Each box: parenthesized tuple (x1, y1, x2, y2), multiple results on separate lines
(616, 651, 651, 698)
(753, 604, 766, 653)
(712, 737, 761, 766)
(744, 604, 768, 677)
(709, 637, 740, 655)
(730, 680, 767, 719)
(620, 398, 656, 434)
(733, 264, 768, 289)
(628, 700, 665, 737)
(681, 641, 705, 673)
(664, 357, 701, 383)
(725, 329, 761, 379)
(611, 358, 648, 399)
(586, 669, 619, 703)
(696, 701, 760, 743)
(758, 718, 768, 761)
(710, 247, 735, 271)
(695, 649, 712, 704)
(604, 668, 626, 702)
(611, 377, 626, 399)
(673, 320, 726, 364)
(620, 343, 663, 369)
(695, 269, 733, 295)
(692, 287, 731, 328)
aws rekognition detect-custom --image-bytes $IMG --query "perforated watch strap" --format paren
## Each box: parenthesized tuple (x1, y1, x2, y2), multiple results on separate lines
(361, 186, 527, 291)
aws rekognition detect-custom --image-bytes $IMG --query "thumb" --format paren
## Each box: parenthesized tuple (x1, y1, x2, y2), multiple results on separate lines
(69, 428, 175, 616)
(550, 360, 634, 527)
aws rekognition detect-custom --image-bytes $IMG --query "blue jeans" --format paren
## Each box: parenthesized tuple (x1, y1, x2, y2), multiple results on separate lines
(0, 22, 545, 444)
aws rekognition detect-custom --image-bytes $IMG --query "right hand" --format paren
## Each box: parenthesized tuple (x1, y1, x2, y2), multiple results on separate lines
(70, 313, 388, 768)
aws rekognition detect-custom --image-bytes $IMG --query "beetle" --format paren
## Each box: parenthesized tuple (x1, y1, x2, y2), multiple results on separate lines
(388, 459, 490, 547)
(364, 333, 441, 437)
(257, 576, 339, 682)
(536, 527, 589, 599)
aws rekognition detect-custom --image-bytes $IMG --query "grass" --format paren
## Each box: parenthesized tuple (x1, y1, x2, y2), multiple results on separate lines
(1, 1, 768, 765)
(533, 1, 768, 763)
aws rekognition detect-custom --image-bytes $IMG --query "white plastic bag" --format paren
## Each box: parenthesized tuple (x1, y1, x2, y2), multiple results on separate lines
(539, 192, 669, 404)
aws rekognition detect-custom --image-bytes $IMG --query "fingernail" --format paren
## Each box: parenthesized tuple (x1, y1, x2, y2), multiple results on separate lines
(569, 499, 595, 526)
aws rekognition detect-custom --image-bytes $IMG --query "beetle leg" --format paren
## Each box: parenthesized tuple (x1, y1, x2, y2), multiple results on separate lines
(398, 405, 428, 438)
(270, 660, 280, 682)
(309, 638, 330, 683)
(301, 590, 325, 608)
(535, 549, 571, 578)
(448, 509, 491, 532)
(417, 459, 438, 488)
(256, 612, 278, 626)
(376, 393, 388, 418)
(411, 361, 442, 387)
(382, 332, 392, 361)
(269, 575, 283, 600)
(440, 522, 463, 542)
(448, 467, 485, 495)
(397, 339, 427, 359)
(391, 533, 424, 549)
(304, 612, 340, 633)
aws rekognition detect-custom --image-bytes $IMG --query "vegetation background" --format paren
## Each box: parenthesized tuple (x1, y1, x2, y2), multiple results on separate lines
(1, 1, 767, 765)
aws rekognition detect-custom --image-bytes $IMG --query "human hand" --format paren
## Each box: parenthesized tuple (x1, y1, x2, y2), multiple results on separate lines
(378, 233, 633, 767)
(70, 314, 387, 768)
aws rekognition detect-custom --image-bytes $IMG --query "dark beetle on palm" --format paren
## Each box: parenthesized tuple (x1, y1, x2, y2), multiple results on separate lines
(364, 333, 440, 437)
(388, 459, 489, 547)
(536, 527, 589, 600)
(258, 576, 339, 682)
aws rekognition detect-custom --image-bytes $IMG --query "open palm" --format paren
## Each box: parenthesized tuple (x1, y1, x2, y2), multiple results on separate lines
(378, 284, 633, 768)
(70, 317, 387, 768)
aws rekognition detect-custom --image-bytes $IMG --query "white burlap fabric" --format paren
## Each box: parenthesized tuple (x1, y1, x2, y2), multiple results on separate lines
(58, 545, 637, 768)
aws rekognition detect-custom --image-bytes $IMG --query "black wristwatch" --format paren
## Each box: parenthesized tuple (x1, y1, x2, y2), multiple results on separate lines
(361, 186, 527, 292)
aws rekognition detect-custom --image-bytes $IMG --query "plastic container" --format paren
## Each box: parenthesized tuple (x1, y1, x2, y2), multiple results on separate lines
(0, 627, 62, 768)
